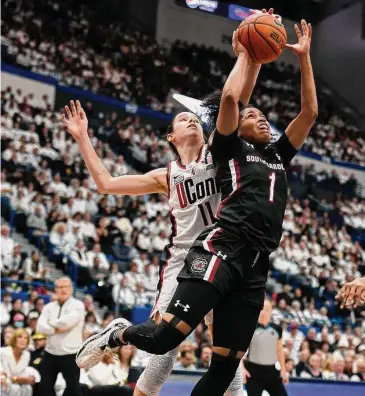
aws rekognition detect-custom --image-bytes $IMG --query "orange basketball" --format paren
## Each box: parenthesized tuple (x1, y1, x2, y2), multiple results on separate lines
(238, 14, 287, 64)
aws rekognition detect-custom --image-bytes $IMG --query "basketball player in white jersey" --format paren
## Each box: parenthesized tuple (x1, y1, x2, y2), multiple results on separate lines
(62, 25, 261, 394)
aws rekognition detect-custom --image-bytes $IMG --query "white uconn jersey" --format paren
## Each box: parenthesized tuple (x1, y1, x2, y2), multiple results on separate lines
(168, 145, 220, 249)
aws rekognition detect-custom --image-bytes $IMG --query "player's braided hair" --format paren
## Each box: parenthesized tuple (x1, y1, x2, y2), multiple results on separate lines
(201, 90, 246, 134)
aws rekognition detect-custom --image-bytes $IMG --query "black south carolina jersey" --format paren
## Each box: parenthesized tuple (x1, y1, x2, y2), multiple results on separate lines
(210, 129, 297, 253)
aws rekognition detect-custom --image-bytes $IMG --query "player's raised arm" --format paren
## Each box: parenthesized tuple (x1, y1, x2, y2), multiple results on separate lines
(216, 31, 252, 135)
(62, 100, 168, 196)
(284, 20, 318, 150)
(238, 8, 278, 105)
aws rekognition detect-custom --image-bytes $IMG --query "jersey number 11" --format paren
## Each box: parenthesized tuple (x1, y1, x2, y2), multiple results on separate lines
(198, 202, 215, 226)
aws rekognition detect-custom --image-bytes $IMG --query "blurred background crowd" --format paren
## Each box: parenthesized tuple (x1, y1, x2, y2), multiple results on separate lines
(1, 0, 365, 394)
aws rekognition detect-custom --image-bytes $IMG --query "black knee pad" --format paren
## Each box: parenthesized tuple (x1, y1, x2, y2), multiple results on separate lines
(123, 319, 186, 355)
(191, 353, 241, 396)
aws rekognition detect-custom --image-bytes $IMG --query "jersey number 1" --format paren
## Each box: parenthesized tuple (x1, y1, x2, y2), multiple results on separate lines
(269, 172, 276, 202)
(198, 202, 215, 226)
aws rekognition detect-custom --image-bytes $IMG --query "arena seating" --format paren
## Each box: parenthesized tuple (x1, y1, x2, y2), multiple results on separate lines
(2, 0, 365, 165)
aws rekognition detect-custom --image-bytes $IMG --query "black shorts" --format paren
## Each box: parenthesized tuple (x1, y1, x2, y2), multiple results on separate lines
(177, 229, 269, 309)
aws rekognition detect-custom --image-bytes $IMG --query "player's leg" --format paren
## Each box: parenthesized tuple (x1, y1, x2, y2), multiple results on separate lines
(191, 290, 263, 396)
(76, 248, 228, 369)
(205, 315, 244, 396)
(134, 249, 184, 396)
(245, 376, 266, 396)
(116, 278, 221, 353)
(134, 346, 179, 396)
(263, 375, 288, 396)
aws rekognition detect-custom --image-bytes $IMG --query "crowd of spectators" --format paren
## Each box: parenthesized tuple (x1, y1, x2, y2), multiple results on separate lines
(2, 0, 365, 165)
(1, 82, 365, 389)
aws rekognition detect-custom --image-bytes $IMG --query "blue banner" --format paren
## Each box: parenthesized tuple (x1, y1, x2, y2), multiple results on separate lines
(228, 4, 251, 22)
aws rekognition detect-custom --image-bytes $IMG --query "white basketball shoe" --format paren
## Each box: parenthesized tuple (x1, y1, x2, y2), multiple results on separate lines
(76, 318, 131, 369)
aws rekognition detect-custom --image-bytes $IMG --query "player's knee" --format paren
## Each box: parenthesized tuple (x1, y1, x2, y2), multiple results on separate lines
(136, 348, 178, 396)
(128, 319, 186, 355)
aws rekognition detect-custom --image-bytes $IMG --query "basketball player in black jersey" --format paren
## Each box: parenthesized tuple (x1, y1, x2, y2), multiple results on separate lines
(76, 19, 317, 396)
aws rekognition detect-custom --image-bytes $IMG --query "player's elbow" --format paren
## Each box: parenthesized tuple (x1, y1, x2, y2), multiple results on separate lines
(96, 178, 112, 194)
(302, 105, 318, 121)
(221, 89, 239, 106)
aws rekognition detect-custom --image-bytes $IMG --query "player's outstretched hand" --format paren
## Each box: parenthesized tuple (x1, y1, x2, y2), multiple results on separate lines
(232, 29, 249, 58)
(62, 100, 88, 142)
(336, 277, 365, 308)
(285, 19, 312, 56)
(249, 8, 282, 22)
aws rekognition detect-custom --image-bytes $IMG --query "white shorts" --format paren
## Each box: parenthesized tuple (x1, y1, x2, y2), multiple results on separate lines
(150, 245, 213, 325)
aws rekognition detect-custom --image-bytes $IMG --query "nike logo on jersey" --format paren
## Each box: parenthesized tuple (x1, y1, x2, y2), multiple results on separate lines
(174, 300, 190, 312)
(176, 177, 220, 209)
(173, 174, 184, 185)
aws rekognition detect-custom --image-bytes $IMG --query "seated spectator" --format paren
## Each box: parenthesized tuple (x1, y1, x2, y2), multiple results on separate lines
(112, 278, 135, 320)
(141, 264, 158, 294)
(86, 353, 121, 388)
(89, 256, 109, 284)
(114, 345, 138, 385)
(8, 299, 26, 329)
(79, 213, 97, 242)
(276, 284, 293, 306)
(283, 322, 305, 356)
(1, 225, 14, 268)
(49, 173, 67, 196)
(344, 354, 355, 378)
(322, 358, 349, 381)
(285, 358, 295, 377)
(23, 251, 48, 281)
(303, 302, 320, 325)
(2, 245, 26, 276)
(26, 206, 48, 236)
(152, 231, 168, 252)
(69, 240, 89, 268)
(86, 243, 109, 270)
(289, 300, 306, 325)
(1, 326, 15, 348)
(174, 350, 197, 371)
(50, 222, 76, 256)
(1, 293, 13, 313)
(25, 311, 39, 340)
(351, 358, 365, 381)
(316, 307, 332, 327)
(133, 283, 150, 306)
(196, 344, 212, 370)
(123, 262, 141, 291)
(22, 290, 39, 316)
(300, 354, 323, 379)
(84, 312, 101, 335)
(0, 329, 40, 396)
(305, 328, 320, 353)
(272, 299, 292, 324)
(108, 263, 123, 287)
